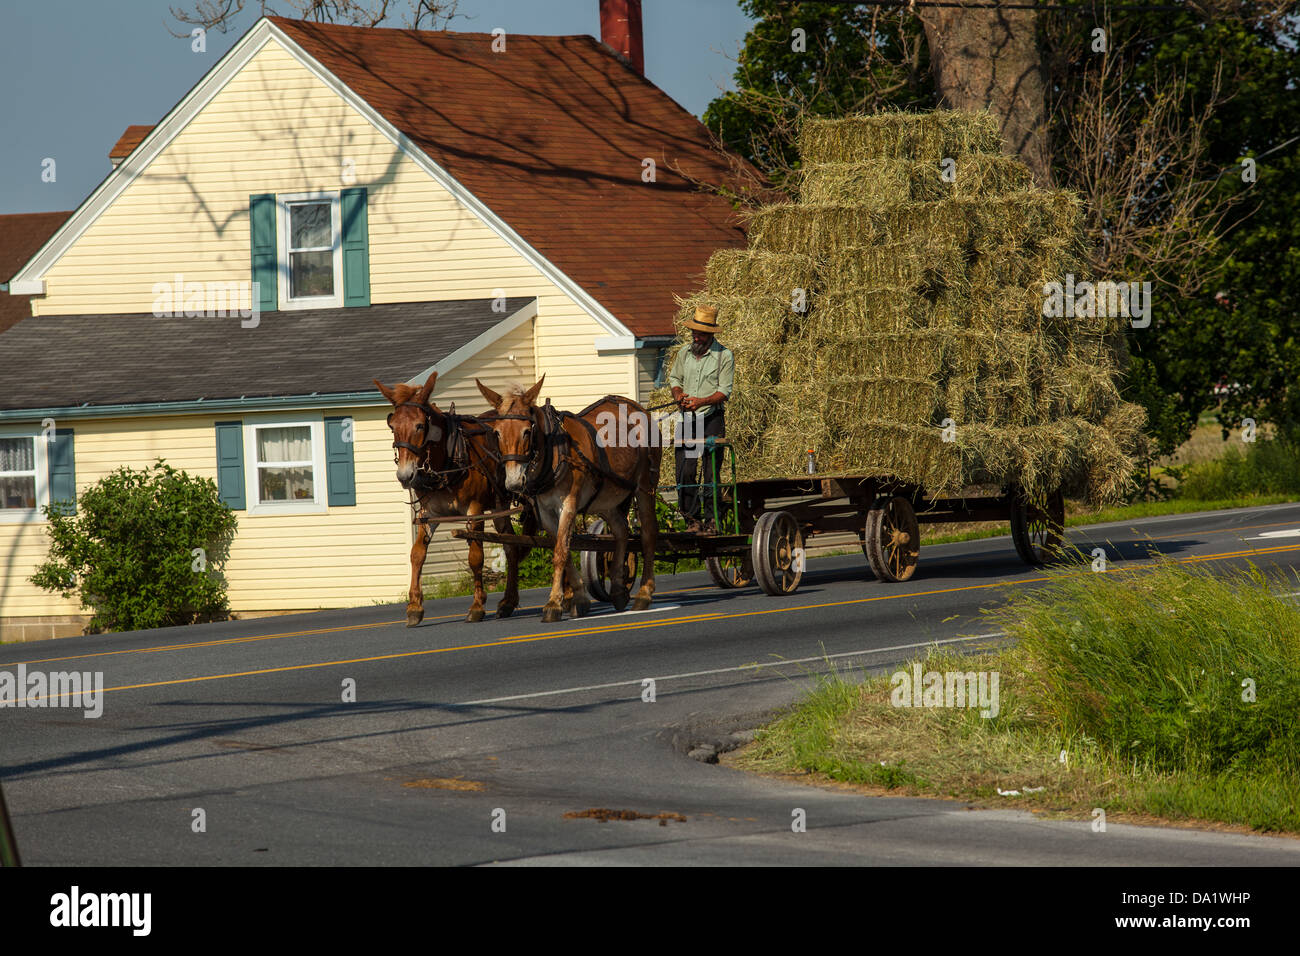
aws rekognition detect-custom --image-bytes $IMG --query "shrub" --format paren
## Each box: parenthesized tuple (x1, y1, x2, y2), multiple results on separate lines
(993, 562, 1300, 775)
(30, 460, 238, 633)
(1176, 438, 1300, 500)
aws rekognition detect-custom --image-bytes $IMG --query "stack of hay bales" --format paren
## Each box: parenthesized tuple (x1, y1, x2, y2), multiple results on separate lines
(654, 110, 1144, 505)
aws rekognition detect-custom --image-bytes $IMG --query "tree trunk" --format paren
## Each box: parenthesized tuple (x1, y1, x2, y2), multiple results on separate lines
(917, 3, 1052, 185)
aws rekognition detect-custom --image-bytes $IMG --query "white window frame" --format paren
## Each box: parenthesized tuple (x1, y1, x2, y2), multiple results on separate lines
(0, 429, 50, 525)
(242, 416, 327, 516)
(276, 191, 343, 310)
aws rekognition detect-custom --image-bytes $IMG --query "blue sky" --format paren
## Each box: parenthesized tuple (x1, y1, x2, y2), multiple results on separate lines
(0, 0, 757, 215)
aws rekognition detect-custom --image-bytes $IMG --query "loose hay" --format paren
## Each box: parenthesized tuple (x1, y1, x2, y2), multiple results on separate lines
(674, 110, 1143, 504)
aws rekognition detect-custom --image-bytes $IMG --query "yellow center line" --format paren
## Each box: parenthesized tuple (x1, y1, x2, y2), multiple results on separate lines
(14, 540, 1300, 706)
(0, 582, 721, 669)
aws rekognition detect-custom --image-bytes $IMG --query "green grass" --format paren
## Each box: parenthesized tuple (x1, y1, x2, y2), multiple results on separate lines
(730, 562, 1300, 833)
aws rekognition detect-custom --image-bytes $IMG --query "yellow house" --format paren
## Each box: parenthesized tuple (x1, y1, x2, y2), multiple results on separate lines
(0, 15, 749, 640)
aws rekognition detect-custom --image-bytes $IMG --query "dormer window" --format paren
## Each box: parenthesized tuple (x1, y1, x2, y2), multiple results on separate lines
(277, 192, 342, 309)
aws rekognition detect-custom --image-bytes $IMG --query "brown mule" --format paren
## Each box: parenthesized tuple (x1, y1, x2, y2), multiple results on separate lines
(375, 371, 528, 626)
(476, 375, 659, 624)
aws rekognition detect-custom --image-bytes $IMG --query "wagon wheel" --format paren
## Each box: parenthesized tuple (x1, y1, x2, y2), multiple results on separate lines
(751, 510, 803, 596)
(580, 518, 639, 604)
(864, 496, 920, 583)
(1009, 487, 1065, 566)
(706, 553, 753, 589)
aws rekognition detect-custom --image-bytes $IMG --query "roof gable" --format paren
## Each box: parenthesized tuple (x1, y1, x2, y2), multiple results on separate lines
(270, 18, 750, 337)
(12, 17, 753, 339)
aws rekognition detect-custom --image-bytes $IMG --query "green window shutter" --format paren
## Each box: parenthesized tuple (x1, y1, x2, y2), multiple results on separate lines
(324, 417, 356, 506)
(341, 187, 370, 307)
(48, 429, 76, 515)
(215, 421, 246, 510)
(249, 193, 277, 312)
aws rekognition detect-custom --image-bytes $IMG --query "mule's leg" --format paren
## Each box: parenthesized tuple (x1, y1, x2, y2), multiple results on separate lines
(406, 514, 430, 627)
(543, 494, 578, 624)
(465, 505, 488, 623)
(632, 466, 658, 612)
(495, 513, 520, 619)
(605, 505, 631, 613)
(566, 544, 589, 618)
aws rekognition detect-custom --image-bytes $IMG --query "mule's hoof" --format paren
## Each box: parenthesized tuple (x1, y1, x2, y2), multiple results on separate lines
(496, 603, 516, 619)
(631, 596, 651, 612)
(575, 602, 591, 618)
(466, 607, 485, 623)
(611, 589, 630, 613)
(561, 598, 574, 614)
(541, 606, 563, 624)
(406, 609, 424, 627)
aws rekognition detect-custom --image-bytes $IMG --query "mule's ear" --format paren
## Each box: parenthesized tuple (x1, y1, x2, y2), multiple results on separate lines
(373, 379, 397, 404)
(523, 374, 546, 406)
(476, 378, 504, 410)
(416, 370, 438, 404)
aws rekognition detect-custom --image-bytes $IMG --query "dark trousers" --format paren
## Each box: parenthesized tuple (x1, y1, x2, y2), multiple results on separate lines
(675, 410, 725, 522)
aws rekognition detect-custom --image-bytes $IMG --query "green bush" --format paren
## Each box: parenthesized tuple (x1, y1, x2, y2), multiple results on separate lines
(994, 562, 1300, 775)
(1176, 438, 1300, 500)
(31, 460, 238, 633)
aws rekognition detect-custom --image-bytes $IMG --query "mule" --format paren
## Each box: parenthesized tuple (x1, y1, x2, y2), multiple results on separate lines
(375, 371, 527, 626)
(476, 376, 658, 623)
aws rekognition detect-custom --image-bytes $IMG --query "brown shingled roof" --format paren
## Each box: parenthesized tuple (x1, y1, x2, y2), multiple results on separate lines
(272, 17, 755, 337)
(0, 210, 72, 335)
(109, 125, 154, 162)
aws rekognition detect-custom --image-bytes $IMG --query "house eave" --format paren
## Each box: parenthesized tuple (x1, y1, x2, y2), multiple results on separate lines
(0, 391, 388, 424)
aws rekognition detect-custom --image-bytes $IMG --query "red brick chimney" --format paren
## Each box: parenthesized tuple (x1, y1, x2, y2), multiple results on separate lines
(600, 0, 644, 76)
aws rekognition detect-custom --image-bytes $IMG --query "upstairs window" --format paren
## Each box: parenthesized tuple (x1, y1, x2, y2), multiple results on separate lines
(277, 192, 342, 309)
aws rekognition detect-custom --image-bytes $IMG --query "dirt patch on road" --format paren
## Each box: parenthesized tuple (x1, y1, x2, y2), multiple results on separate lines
(564, 808, 687, 826)
(403, 777, 486, 791)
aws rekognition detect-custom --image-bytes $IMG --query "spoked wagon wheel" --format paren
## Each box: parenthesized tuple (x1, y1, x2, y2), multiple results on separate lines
(580, 518, 639, 604)
(1009, 487, 1065, 566)
(864, 496, 920, 583)
(706, 553, 753, 589)
(751, 510, 803, 596)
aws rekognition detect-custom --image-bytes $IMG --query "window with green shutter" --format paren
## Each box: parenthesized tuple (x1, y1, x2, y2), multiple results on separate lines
(250, 194, 277, 312)
(324, 417, 356, 506)
(341, 188, 370, 307)
(214, 421, 246, 510)
(48, 429, 76, 516)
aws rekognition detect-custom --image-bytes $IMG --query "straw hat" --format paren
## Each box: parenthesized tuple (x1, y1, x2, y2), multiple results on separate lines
(685, 304, 720, 334)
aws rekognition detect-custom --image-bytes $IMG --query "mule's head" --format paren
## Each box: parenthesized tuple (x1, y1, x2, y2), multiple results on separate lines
(477, 375, 544, 495)
(374, 371, 446, 489)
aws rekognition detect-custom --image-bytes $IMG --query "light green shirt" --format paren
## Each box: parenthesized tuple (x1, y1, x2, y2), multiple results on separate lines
(668, 340, 733, 419)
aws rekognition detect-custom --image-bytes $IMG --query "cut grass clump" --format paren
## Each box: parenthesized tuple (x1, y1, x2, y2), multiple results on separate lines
(730, 562, 1300, 833)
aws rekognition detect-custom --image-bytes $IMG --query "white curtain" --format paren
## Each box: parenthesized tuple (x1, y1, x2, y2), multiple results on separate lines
(0, 437, 35, 473)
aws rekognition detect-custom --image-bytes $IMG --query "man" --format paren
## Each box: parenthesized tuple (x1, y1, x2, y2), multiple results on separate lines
(669, 303, 734, 533)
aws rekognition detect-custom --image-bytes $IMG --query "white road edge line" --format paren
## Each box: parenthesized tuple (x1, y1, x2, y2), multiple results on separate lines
(458, 632, 1010, 706)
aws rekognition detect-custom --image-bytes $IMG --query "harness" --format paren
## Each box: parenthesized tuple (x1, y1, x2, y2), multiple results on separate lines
(488, 396, 637, 512)
(390, 400, 505, 498)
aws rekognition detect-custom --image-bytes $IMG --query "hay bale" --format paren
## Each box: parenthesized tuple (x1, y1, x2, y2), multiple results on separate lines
(799, 111, 1002, 164)
(822, 241, 963, 294)
(675, 110, 1144, 503)
(800, 154, 1032, 205)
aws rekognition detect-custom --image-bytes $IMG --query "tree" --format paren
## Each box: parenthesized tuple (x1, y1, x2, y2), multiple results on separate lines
(168, 0, 459, 35)
(30, 461, 239, 633)
(704, 0, 1300, 456)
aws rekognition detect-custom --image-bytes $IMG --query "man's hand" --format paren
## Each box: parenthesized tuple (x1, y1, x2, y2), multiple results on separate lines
(681, 396, 698, 411)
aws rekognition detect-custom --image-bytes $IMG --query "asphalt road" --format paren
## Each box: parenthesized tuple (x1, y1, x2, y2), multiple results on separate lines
(4, 502, 1300, 866)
